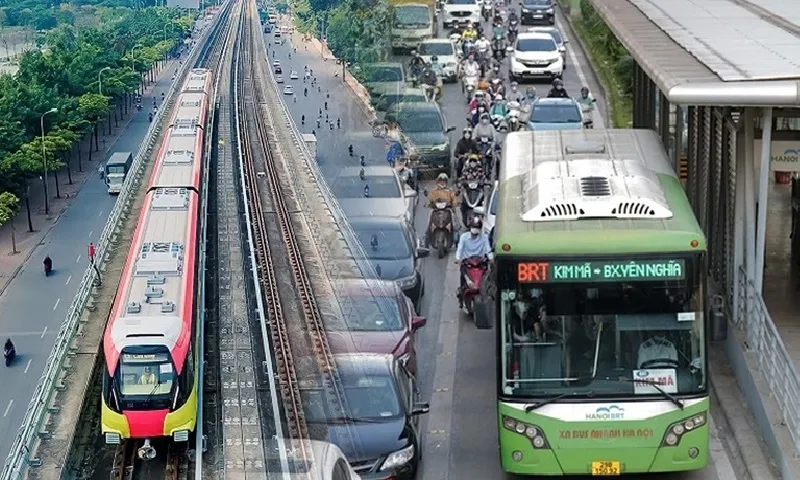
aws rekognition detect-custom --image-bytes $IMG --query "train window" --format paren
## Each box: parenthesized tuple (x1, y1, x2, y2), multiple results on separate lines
(332, 459, 351, 480)
(118, 352, 175, 397)
(180, 344, 194, 405)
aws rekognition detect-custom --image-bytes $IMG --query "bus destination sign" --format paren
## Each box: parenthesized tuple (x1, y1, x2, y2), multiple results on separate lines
(517, 259, 686, 283)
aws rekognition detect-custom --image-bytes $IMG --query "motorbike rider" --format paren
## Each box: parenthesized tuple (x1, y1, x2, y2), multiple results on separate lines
(455, 127, 480, 174)
(462, 23, 478, 42)
(488, 76, 505, 97)
(469, 90, 491, 113)
(430, 55, 445, 89)
(576, 86, 597, 125)
(427, 174, 459, 235)
(475, 35, 491, 58)
(473, 112, 498, 146)
(409, 50, 425, 77)
(421, 63, 439, 100)
(508, 9, 519, 25)
(492, 19, 505, 41)
(490, 94, 509, 120)
(460, 152, 486, 182)
(461, 55, 480, 93)
(547, 78, 569, 98)
(469, 104, 489, 128)
(509, 81, 522, 103)
(455, 217, 493, 307)
(4, 338, 14, 355)
(43, 254, 52, 272)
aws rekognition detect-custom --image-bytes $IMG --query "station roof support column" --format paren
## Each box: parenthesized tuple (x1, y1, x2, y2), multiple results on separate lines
(755, 108, 773, 294)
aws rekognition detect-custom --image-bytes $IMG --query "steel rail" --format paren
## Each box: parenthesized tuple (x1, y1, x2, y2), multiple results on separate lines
(0, 6, 232, 478)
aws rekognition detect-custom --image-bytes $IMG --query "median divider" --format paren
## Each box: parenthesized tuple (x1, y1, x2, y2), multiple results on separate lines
(0, 6, 230, 479)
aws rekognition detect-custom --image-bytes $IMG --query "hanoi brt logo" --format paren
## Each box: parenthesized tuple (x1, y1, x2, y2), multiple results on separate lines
(585, 405, 625, 421)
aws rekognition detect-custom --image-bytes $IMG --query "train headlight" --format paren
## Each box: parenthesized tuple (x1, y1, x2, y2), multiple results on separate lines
(501, 415, 550, 450)
(173, 430, 190, 442)
(105, 433, 121, 445)
(661, 411, 707, 447)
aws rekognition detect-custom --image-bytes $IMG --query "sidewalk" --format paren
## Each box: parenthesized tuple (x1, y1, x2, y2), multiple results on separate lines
(0, 55, 184, 297)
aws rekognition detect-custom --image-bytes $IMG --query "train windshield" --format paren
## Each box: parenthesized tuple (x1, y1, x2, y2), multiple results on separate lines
(116, 350, 176, 408)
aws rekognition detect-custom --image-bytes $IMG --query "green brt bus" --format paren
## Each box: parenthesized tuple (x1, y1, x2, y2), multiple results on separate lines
(477, 129, 709, 476)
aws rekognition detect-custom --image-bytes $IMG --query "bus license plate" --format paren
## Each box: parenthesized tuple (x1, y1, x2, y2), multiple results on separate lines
(591, 461, 620, 475)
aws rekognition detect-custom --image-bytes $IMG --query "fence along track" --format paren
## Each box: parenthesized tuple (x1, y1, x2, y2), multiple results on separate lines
(236, 0, 360, 470)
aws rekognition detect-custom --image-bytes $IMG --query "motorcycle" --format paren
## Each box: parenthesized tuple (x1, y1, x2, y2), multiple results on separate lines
(463, 74, 478, 102)
(582, 106, 595, 129)
(482, 3, 491, 21)
(508, 19, 519, 44)
(492, 37, 506, 60)
(507, 111, 522, 132)
(4, 345, 15, 367)
(423, 83, 439, 102)
(461, 180, 486, 226)
(44, 258, 52, 277)
(427, 200, 455, 259)
(459, 256, 489, 315)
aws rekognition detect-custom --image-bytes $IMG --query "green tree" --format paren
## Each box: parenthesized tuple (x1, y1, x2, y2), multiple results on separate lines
(78, 92, 109, 152)
(0, 192, 20, 254)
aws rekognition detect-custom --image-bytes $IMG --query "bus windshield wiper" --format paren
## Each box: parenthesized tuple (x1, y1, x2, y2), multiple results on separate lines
(621, 378, 684, 410)
(525, 392, 573, 412)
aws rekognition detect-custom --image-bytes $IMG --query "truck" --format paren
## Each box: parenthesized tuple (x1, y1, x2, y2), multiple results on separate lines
(474, 129, 711, 476)
(105, 151, 133, 195)
(302, 133, 317, 159)
(390, 0, 437, 54)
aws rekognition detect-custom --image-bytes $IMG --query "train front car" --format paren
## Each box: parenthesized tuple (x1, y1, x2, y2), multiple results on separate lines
(100, 69, 213, 460)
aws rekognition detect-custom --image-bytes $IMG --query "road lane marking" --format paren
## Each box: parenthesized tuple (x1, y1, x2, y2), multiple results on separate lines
(41, 326, 48, 338)
(53, 298, 60, 311)
(76, 254, 81, 263)
(98, 210, 103, 218)
(65, 275, 72, 286)
(24, 359, 32, 373)
(3, 400, 12, 417)
(88, 230, 93, 238)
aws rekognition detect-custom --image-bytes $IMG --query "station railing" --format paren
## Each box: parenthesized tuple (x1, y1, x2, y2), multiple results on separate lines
(735, 266, 800, 456)
(0, 7, 229, 478)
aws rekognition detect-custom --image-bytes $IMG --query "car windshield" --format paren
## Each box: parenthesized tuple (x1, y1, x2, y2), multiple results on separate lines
(496, 256, 707, 399)
(301, 371, 402, 421)
(382, 93, 426, 110)
(447, 0, 476, 4)
(332, 174, 401, 198)
(523, 0, 551, 6)
(420, 42, 453, 56)
(534, 29, 562, 45)
(353, 223, 412, 261)
(366, 67, 404, 82)
(531, 104, 582, 123)
(395, 109, 443, 133)
(516, 38, 556, 52)
(395, 6, 429, 26)
(116, 351, 175, 398)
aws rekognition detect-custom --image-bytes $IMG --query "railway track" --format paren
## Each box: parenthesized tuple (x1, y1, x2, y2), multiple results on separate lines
(233, 0, 361, 468)
(110, 441, 187, 480)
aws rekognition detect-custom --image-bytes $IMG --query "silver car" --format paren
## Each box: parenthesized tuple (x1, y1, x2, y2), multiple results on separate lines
(330, 166, 418, 225)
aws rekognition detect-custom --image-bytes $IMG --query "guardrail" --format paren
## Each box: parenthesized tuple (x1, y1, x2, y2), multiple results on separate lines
(735, 266, 800, 456)
(0, 7, 230, 479)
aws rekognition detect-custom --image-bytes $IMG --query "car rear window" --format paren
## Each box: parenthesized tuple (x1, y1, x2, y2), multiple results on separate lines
(531, 103, 582, 123)
(331, 174, 401, 198)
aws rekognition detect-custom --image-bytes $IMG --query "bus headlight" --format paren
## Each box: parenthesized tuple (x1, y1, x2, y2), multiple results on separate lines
(661, 411, 707, 447)
(502, 415, 550, 450)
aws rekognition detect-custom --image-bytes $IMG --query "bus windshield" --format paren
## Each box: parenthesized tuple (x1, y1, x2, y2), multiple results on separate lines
(497, 255, 706, 400)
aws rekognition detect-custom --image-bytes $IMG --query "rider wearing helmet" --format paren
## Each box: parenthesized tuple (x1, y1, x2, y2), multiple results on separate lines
(427, 172, 459, 210)
(462, 23, 478, 41)
(456, 216, 493, 307)
(547, 78, 569, 98)
(473, 112, 498, 146)
(409, 50, 425, 76)
(455, 127, 480, 163)
(460, 152, 486, 182)
(490, 93, 509, 119)
(475, 35, 491, 57)
(576, 86, 597, 112)
(469, 90, 491, 114)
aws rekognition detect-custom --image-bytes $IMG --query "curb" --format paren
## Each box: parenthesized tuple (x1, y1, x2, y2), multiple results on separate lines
(708, 345, 778, 480)
(0, 62, 178, 300)
(557, 4, 612, 128)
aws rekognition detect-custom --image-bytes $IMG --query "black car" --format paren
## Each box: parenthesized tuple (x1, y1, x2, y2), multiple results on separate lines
(347, 214, 428, 310)
(520, 0, 555, 25)
(384, 102, 456, 171)
(299, 354, 430, 479)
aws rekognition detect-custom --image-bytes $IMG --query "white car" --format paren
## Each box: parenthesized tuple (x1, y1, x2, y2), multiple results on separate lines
(508, 32, 563, 82)
(275, 75, 284, 83)
(283, 85, 294, 95)
(418, 39, 460, 82)
(290, 70, 299, 80)
(527, 26, 568, 68)
(442, 0, 481, 30)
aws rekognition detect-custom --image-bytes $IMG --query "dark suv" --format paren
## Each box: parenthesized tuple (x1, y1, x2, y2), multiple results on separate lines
(520, 0, 555, 25)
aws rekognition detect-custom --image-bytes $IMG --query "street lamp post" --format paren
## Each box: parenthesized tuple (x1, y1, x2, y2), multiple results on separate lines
(131, 44, 144, 94)
(40, 107, 58, 216)
(98, 67, 111, 96)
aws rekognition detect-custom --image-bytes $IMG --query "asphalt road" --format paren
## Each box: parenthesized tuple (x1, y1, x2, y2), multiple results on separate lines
(0, 62, 183, 463)
(271, 13, 744, 479)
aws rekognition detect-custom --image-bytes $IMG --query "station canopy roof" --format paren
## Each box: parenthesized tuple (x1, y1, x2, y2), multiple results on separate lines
(589, 0, 800, 106)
